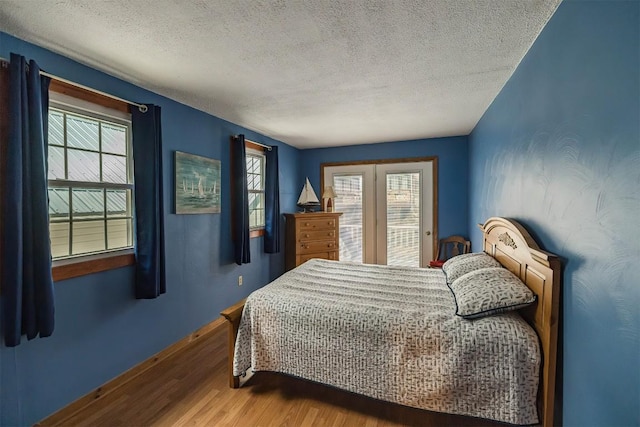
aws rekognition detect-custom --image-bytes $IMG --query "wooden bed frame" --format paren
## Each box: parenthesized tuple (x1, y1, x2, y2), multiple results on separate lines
(221, 217, 561, 427)
(478, 217, 561, 427)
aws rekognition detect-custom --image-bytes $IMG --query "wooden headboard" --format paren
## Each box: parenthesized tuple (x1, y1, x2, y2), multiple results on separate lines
(478, 217, 561, 427)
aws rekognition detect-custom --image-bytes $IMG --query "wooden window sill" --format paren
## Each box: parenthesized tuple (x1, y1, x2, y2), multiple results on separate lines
(52, 251, 135, 282)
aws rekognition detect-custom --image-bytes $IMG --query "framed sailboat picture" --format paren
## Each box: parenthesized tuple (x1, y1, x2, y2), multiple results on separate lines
(175, 151, 221, 214)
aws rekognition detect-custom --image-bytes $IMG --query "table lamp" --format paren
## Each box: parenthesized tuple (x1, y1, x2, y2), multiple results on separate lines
(322, 186, 337, 212)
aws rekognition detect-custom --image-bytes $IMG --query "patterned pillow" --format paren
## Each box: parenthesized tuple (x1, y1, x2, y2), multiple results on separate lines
(449, 267, 537, 319)
(441, 252, 501, 284)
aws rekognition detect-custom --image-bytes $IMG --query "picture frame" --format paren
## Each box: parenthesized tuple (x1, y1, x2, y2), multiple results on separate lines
(175, 151, 221, 214)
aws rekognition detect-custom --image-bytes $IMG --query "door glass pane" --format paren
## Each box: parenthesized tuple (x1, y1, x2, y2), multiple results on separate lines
(386, 172, 420, 267)
(333, 174, 363, 263)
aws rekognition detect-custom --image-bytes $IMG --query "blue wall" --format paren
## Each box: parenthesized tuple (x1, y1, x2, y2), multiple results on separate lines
(299, 136, 470, 242)
(468, 1, 639, 426)
(4, 0, 638, 424)
(0, 32, 300, 426)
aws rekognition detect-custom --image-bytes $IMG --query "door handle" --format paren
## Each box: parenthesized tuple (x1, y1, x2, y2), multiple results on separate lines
(425, 231, 431, 236)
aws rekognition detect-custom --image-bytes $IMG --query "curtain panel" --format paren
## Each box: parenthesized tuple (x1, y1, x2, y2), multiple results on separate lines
(131, 105, 166, 299)
(264, 146, 280, 253)
(1, 53, 55, 347)
(231, 135, 250, 264)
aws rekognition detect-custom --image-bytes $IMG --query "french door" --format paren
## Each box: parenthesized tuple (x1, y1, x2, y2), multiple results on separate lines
(322, 160, 435, 267)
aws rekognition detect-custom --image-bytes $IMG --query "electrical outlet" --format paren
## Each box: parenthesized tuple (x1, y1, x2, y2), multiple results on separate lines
(238, 275, 243, 286)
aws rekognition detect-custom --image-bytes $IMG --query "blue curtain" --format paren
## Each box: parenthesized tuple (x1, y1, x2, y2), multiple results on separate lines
(1, 54, 55, 347)
(264, 146, 280, 253)
(131, 105, 166, 299)
(231, 135, 250, 264)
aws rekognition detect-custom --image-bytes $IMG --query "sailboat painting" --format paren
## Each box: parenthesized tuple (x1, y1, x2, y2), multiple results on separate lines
(175, 151, 221, 214)
(297, 177, 321, 212)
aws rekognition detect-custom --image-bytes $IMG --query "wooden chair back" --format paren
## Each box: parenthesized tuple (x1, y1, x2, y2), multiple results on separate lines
(435, 235, 471, 262)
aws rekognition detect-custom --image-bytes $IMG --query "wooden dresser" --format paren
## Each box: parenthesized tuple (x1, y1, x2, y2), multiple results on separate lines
(284, 212, 342, 271)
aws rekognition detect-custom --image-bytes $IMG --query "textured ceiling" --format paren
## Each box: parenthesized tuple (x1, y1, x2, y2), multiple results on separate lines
(0, 1, 560, 149)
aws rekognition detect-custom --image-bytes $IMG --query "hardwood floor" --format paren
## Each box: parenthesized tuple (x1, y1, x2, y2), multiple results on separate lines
(50, 325, 504, 427)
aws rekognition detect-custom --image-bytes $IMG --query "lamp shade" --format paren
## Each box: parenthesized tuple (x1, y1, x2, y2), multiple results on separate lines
(322, 186, 337, 199)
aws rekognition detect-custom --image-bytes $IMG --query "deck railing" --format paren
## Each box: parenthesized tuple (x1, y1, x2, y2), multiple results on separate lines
(339, 224, 420, 267)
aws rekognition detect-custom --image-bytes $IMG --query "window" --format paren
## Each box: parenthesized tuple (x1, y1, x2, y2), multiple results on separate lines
(47, 94, 134, 260)
(246, 147, 265, 230)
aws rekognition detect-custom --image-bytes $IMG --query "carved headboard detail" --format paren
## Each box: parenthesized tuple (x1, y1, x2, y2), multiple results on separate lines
(498, 231, 518, 249)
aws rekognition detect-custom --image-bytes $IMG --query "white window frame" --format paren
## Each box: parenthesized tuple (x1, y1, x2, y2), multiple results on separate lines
(246, 147, 266, 231)
(48, 92, 134, 261)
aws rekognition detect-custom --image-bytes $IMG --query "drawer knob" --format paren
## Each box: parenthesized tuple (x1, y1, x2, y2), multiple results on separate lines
(305, 222, 310, 226)
(328, 232, 334, 237)
(328, 243, 333, 247)
(304, 233, 309, 238)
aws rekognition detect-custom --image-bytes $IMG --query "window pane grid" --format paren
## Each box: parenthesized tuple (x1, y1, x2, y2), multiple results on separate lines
(54, 144, 127, 158)
(50, 216, 133, 222)
(246, 154, 264, 192)
(248, 190, 265, 229)
(48, 106, 133, 260)
(246, 151, 265, 230)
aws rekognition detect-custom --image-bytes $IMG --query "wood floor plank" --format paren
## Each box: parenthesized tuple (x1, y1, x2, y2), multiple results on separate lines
(48, 326, 505, 427)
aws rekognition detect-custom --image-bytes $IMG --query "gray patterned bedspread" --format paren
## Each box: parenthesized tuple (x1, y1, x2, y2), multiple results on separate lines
(233, 259, 540, 425)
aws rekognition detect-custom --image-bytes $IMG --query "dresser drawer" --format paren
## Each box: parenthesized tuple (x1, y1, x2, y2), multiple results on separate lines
(298, 240, 337, 254)
(298, 229, 337, 241)
(298, 251, 338, 264)
(298, 218, 337, 230)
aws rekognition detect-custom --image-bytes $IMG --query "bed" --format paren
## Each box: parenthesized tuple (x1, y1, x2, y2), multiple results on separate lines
(221, 217, 560, 427)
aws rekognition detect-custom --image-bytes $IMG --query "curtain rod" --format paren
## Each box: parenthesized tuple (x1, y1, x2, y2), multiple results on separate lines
(1, 57, 148, 113)
(235, 135, 272, 151)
